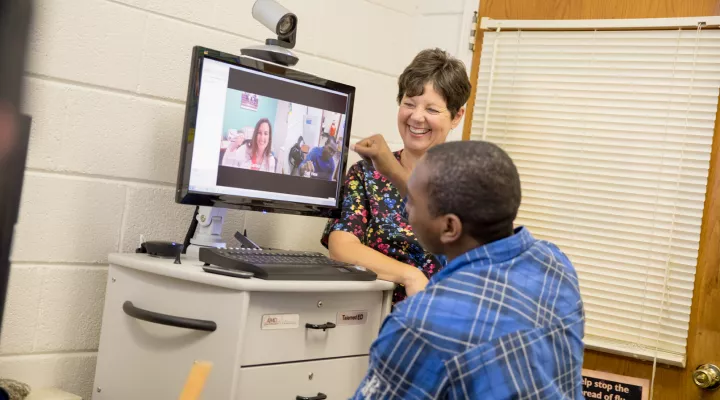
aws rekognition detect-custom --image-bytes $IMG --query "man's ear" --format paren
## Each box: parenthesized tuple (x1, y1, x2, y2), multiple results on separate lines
(451, 107, 465, 129)
(440, 214, 463, 245)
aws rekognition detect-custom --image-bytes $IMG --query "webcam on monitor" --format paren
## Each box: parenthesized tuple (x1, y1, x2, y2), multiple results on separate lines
(241, 0, 299, 66)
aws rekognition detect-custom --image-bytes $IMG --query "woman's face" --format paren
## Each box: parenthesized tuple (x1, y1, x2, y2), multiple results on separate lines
(397, 82, 464, 155)
(255, 122, 271, 153)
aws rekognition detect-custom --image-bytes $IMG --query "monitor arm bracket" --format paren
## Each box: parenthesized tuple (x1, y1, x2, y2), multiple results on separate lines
(186, 206, 226, 259)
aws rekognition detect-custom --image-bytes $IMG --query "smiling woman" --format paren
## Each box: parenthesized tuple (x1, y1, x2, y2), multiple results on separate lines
(322, 48, 471, 304)
(221, 117, 277, 172)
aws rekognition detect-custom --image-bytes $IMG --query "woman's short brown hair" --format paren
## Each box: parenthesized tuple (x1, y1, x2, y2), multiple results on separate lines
(397, 48, 471, 119)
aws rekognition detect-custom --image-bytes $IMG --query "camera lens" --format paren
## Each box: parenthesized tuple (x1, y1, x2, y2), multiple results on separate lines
(277, 14, 296, 35)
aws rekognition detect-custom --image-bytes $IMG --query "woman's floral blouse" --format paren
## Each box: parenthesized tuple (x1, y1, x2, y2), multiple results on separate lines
(322, 150, 442, 303)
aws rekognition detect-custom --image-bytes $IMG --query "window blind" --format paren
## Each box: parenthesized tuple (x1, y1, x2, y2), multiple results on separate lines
(471, 22, 720, 366)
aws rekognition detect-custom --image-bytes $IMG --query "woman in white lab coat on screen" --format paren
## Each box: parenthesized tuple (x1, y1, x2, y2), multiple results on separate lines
(222, 118, 277, 172)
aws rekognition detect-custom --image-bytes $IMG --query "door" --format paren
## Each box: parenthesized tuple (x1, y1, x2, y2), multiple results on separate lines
(463, 0, 720, 398)
(303, 113, 322, 148)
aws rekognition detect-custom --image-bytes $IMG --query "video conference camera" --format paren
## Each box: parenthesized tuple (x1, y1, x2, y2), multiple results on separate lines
(241, 0, 299, 67)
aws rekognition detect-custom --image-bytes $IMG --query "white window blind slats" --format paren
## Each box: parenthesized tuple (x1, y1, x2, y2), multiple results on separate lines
(584, 322, 687, 349)
(576, 269, 694, 295)
(516, 164, 709, 188)
(479, 103, 717, 124)
(479, 68, 720, 87)
(583, 336, 684, 363)
(522, 197, 702, 223)
(533, 240, 698, 271)
(522, 173, 707, 199)
(522, 207, 700, 235)
(518, 160, 707, 184)
(500, 149, 709, 172)
(520, 181, 702, 208)
(578, 270, 695, 290)
(577, 273, 694, 296)
(525, 223, 700, 259)
(478, 93, 720, 111)
(477, 106, 716, 129)
(584, 339, 684, 366)
(525, 224, 701, 259)
(478, 118, 715, 141)
(580, 286, 691, 315)
(521, 191, 701, 220)
(472, 25, 719, 366)
(586, 311, 688, 342)
(501, 137, 712, 159)
(476, 82, 720, 101)
(484, 59, 720, 74)
(520, 179, 704, 203)
(476, 112, 716, 134)
(581, 292, 690, 318)
(584, 324, 684, 353)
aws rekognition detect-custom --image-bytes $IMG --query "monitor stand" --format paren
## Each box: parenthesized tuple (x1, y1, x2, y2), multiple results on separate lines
(186, 206, 227, 260)
(185, 207, 267, 259)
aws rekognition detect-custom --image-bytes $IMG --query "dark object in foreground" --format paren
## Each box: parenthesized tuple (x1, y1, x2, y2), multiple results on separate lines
(136, 240, 184, 264)
(0, 0, 33, 336)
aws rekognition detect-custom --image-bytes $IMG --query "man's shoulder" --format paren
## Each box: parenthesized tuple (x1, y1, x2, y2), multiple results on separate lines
(521, 239, 581, 294)
(308, 146, 323, 157)
(400, 242, 583, 341)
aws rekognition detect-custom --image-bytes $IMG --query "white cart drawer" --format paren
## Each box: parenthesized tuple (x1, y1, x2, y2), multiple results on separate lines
(241, 291, 383, 366)
(237, 356, 369, 399)
(93, 265, 248, 400)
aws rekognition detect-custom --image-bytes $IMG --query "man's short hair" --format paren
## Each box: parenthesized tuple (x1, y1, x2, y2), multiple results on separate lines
(424, 141, 521, 243)
(397, 48, 472, 119)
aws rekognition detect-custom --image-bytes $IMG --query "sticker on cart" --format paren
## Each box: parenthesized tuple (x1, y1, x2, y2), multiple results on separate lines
(337, 310, 368, 325)
(261, 314, 300, 330)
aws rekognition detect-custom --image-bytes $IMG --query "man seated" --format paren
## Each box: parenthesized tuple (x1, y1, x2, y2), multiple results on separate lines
(299, 136, 338, 180)
(351, 137, 585, 399)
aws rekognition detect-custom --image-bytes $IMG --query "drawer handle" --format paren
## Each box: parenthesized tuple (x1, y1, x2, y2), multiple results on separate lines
(122, 301, 217, 332)
(305, 322, 336, 331)
(296, 393, 327, 400)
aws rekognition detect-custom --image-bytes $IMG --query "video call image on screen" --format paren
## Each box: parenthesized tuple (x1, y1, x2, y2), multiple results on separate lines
(188, 58, 350, 207)
(220, 90, 346, 182)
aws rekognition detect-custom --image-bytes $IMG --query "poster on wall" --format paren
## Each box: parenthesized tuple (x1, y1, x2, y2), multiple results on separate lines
(240, 92, 259, 111)
(582, 369, 649, 400)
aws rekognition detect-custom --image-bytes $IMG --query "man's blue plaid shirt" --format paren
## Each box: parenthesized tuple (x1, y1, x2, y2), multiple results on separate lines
(353, 227, 585, 399)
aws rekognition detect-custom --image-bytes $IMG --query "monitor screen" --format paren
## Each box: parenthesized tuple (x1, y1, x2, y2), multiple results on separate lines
(176, 47, 355, 217)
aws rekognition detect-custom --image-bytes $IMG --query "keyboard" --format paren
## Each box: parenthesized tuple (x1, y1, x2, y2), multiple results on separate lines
(199, 247, 377, 281)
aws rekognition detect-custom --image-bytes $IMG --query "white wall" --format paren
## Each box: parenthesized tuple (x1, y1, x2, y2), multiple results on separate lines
(272, 100, 290, 169)
(1, 0, 474, 397)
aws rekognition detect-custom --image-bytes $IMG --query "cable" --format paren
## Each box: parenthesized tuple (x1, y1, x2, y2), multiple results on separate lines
(182, 206, 199, 254)
(481, 26, 501, 140)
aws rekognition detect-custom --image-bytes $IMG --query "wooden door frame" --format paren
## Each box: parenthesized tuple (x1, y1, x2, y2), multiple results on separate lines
(461, 1, 720, 397)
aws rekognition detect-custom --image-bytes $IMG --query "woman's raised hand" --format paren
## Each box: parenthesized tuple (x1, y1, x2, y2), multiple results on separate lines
(352, 134, 400, 179)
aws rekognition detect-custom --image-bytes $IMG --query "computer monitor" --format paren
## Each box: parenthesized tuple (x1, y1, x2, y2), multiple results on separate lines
(176, 47, 356, 218)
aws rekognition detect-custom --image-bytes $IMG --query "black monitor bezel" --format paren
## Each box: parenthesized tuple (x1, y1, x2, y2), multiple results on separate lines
(176, 46, 356, 218)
